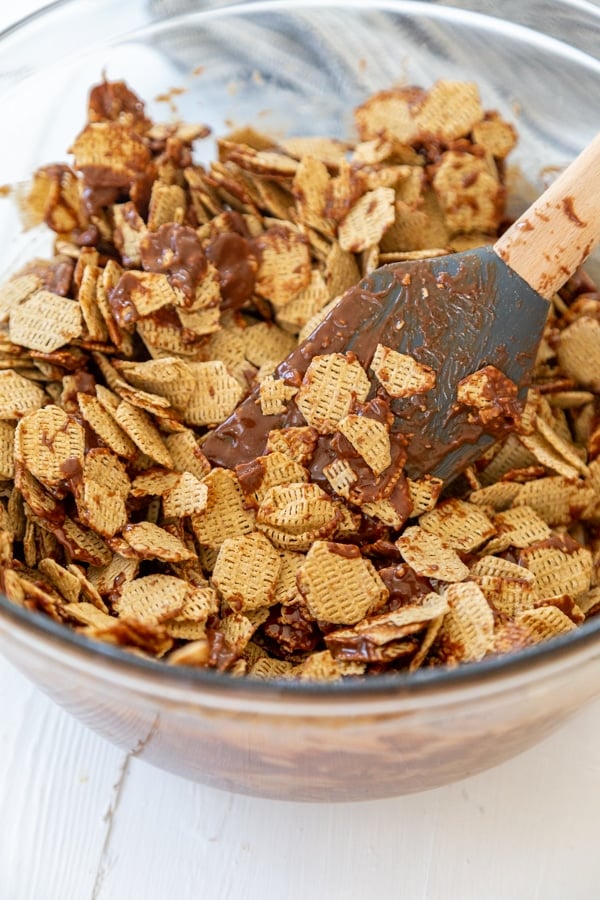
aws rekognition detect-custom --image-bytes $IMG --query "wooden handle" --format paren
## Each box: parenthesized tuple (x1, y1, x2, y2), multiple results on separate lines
(494, 133, 600, 299)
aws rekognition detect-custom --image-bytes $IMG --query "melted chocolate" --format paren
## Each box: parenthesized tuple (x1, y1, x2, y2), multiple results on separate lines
(235, 457, 266, 499)
(262, 602, 321, 656)
(107, 272, 141, 328)
(205, 232, 257, 310)
(140, 223, 207, 303)
(378, 564, 433, 610)
(203, 251, 550, 483)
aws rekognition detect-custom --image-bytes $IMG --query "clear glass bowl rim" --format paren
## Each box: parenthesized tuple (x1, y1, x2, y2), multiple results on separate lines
(0, 0, 599, 702)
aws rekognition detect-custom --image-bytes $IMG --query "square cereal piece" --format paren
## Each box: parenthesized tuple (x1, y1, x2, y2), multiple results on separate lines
(167, 639, 210, 666)
(63, 601, 116, 631)
(468, 480, 521, 512)
(252, 226, 312, 310)
(15, 405, 85, 490)
(112, 200, 147, 267)
(115, 357, 196, 413)
(407, 475, 444, 516)
(432, 150, 502, 234)
(130, 467, 180, 499)
(472, 114, 517, 159)
(470, 555, 536, 583)
(242, 321, 297, 369)
(0, 273, 41, 324)
(162, 472, 209, 518)
(380, 189, 449, 254)
(87, 554, 139, 596)
(191, 468, 255, 550)
(395, 525, 469, 582)
(478, 433, 538, 486)
(518, 423, 588, 481)
(217, 612, 264, 657)
(456, 365, 522, 433)
(0, 370, 46, 420)
(296, 650, 348, 682)
(556, 316, 600, 392)
(46, 515, 113, 566)
(136, 315, 195, 359)
(266, 426, 318, 466)
(370, 344, 435, 398)
(223, 145, 299, 178)
(470, 573, 537, 617)
(514, 475, 596, 528)
(282, 135, 350, 168)
(419, 498, 496, 553)
(212, 532, 282, 612)
(15, 467, 61, 522)
(354, 80, 483, 144)
(9, 290, 82, 353)
(577, 585, 600, 618)
(71, 121, 151, 183)
(484, 505, 552, 553)
(166, 586, 219, 640)
(197, 322, 257, 389)
(0, 421, 15, 479)
(121, 521, 196, 562)
(337, 414, 391, 476)
(256, 482, 339, 551)
(292, 155, 333, 234)
(297, 540, 388, 625)
(352, 592, 449, 645)
(114, 400, 173, 468)
(74, 448, 129, 538)
(65, 563, 109, 613)
(184, 361, 244, 426)
(361, 497, 406, 529)
(147, 182, 186, 231)
(275, 270, 331, 335)
(519, 538, 592, 599)
(338, 187, 395, 253)
(236, 451, 308, 509)
(77, 265, 109, 342)
(515, 606, 577, 643)
(38, 557, 81, 604)
(324, 241, 361, 301)
(250, 657, 295, 680)
(437, 581, 494, 663)
(177, 306, 221, 338)
(114, 573, 189, 625)
(164, 430, 211, 480)
(272, 550, 305, 605)
(177, 585, 219, 624)
(295, 353, 370, 433)
(535, 415, 589, 477)
(259, 374, 299, 416)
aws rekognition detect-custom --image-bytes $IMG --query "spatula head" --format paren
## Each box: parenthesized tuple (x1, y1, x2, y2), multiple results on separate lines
(203, 246, 550, 484)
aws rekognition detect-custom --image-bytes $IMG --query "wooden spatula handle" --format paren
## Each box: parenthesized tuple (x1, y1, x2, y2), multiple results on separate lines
(494, 133, 600, 300)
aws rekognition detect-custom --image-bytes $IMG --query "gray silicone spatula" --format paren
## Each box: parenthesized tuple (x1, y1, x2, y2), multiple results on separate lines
(203, 134, 600, 484)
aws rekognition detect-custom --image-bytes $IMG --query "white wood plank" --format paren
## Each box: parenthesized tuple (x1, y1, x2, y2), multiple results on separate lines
(0, 657, 126, 900)
(92, 699, 600, 900)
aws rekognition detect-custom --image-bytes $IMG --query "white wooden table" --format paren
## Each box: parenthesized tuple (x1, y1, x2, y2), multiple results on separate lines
(2, 4, 600, 898)
(2, 653, 600, 900)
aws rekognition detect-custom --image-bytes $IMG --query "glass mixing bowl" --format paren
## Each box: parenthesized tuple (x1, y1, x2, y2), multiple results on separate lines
(1, 0, 600, 802)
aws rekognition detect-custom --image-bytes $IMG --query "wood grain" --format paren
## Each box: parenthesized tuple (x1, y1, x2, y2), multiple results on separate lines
(494, 133, 600, 298)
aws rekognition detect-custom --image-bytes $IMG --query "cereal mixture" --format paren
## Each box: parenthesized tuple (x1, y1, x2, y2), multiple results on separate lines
(0, 77, 599, 681)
